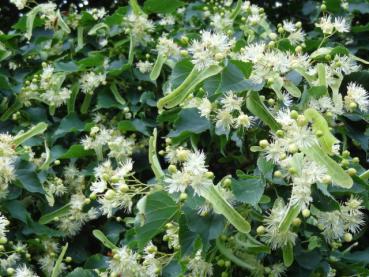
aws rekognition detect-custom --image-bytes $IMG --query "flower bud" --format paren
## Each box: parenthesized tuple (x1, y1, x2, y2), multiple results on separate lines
(168, 164, 177, 174)
(315, 130, 323, 137)
(259, 140, 269, 149)
(205, 171, 214, 179)
(343, 232, 353, 242)
(342, 150, 350, 158)
(296, 115, 307, 126)
(274, 170, 282, 178)
(105, 189, 116, 200)
(6, 268, 15, 275)
(256, 225, 265, 235)
(120, 184, 129, 193)
(352, 157, 359, 163)
(347, 168, 357, 176)
(276, 130, 284, 137)
(179, 192, 188, 201)
(322, 175, 332, 184)
(267, 98, 275, 106)
(217, 259, 225, 267)
(214, 53, 224, 60)
(302, 209, 310, 218)
(288, 167, 297, 175)
(295, 45, 302, 53)
(181, 36, 189, 44)
(0, 237, 7, 244)
(176, 149, 189, 161)
(179, 50, 188, 59)
(269, 32, 277, 40)
(340, 159, 349, 168)
(292, 217, 302, 226)
(290, 110, 299, 119)
(288, 144, 299, 154)
(349, 102, 358, 110)
(223, 178, 232, 187)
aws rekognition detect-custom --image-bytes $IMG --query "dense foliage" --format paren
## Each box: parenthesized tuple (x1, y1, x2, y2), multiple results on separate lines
(0, 0, 369, 276)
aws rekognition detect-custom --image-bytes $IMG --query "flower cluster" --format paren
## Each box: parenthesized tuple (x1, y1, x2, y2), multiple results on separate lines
(188, 31, 234, 70)
(2, 0, 369, 276)
(0, 134, 16, 198)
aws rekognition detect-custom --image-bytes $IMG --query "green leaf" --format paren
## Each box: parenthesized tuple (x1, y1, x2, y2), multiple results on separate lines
(14, 122, 48, 146)
(130, 0, 145, 14)
(302, 144, 353, 188)
(220, 61, 263, 92)
(66, 268, 98, 277)
(0, 97, 22, 122)
(168, 59, 194, 88)
(136, 191, 179, 248)
(92, 229, 118, 250)
(39, 204, 72, 224)
(307, 86, 327, 99)
(0, 74, 12, 90)
(198, 185, 251, 234)
(231, 176, 265, 206)
(149, 129, 164, 180)
(168, 108, 210, 138)
(317, 63, 327, 87)
(150, 54, 167, 81)
(311, 184, 340, 211)
(39, 144, 65, 170)
(55, 114, 85, 137)
(144, 0, 185, 14)
(55, 61, 79, 73)
(183, 206, 225, 245)
(51, 243, 68, 277)
(283, 80, 301, 98)
(216, 238, 261, 271)
(88, 23, 109, 36)
(352, 23, 369, 33)
(60, 145, 94, 159)
(95, 89, 125, 110)
(110, 83, 127, 106)
(127, 34, 135, 65)
(3, 200, 31, 223)
(56, 10, 71, 34)
(308, 236, 322, 251)
(304, 108, 337, 153)
(102, 222, 124, 244)
(282, 243, 294, 267)
(16, 162, 44, 194)
(278, 203, 301, 233)
(67, 82, 80, 114)
(234, 233, 270, 255)
(84, 254, 109, 269)
(77, 52, 104, 70)
(231, 60, 252, 78)
(178, 215, 199, 255)
(230, 0, 242, 19)
(158, 65, 223, 110)
(257, 156, 274, 180)
(246, 91, 281, 132)
(25, 5, 42, 40)
(118, 119, 152, 136)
